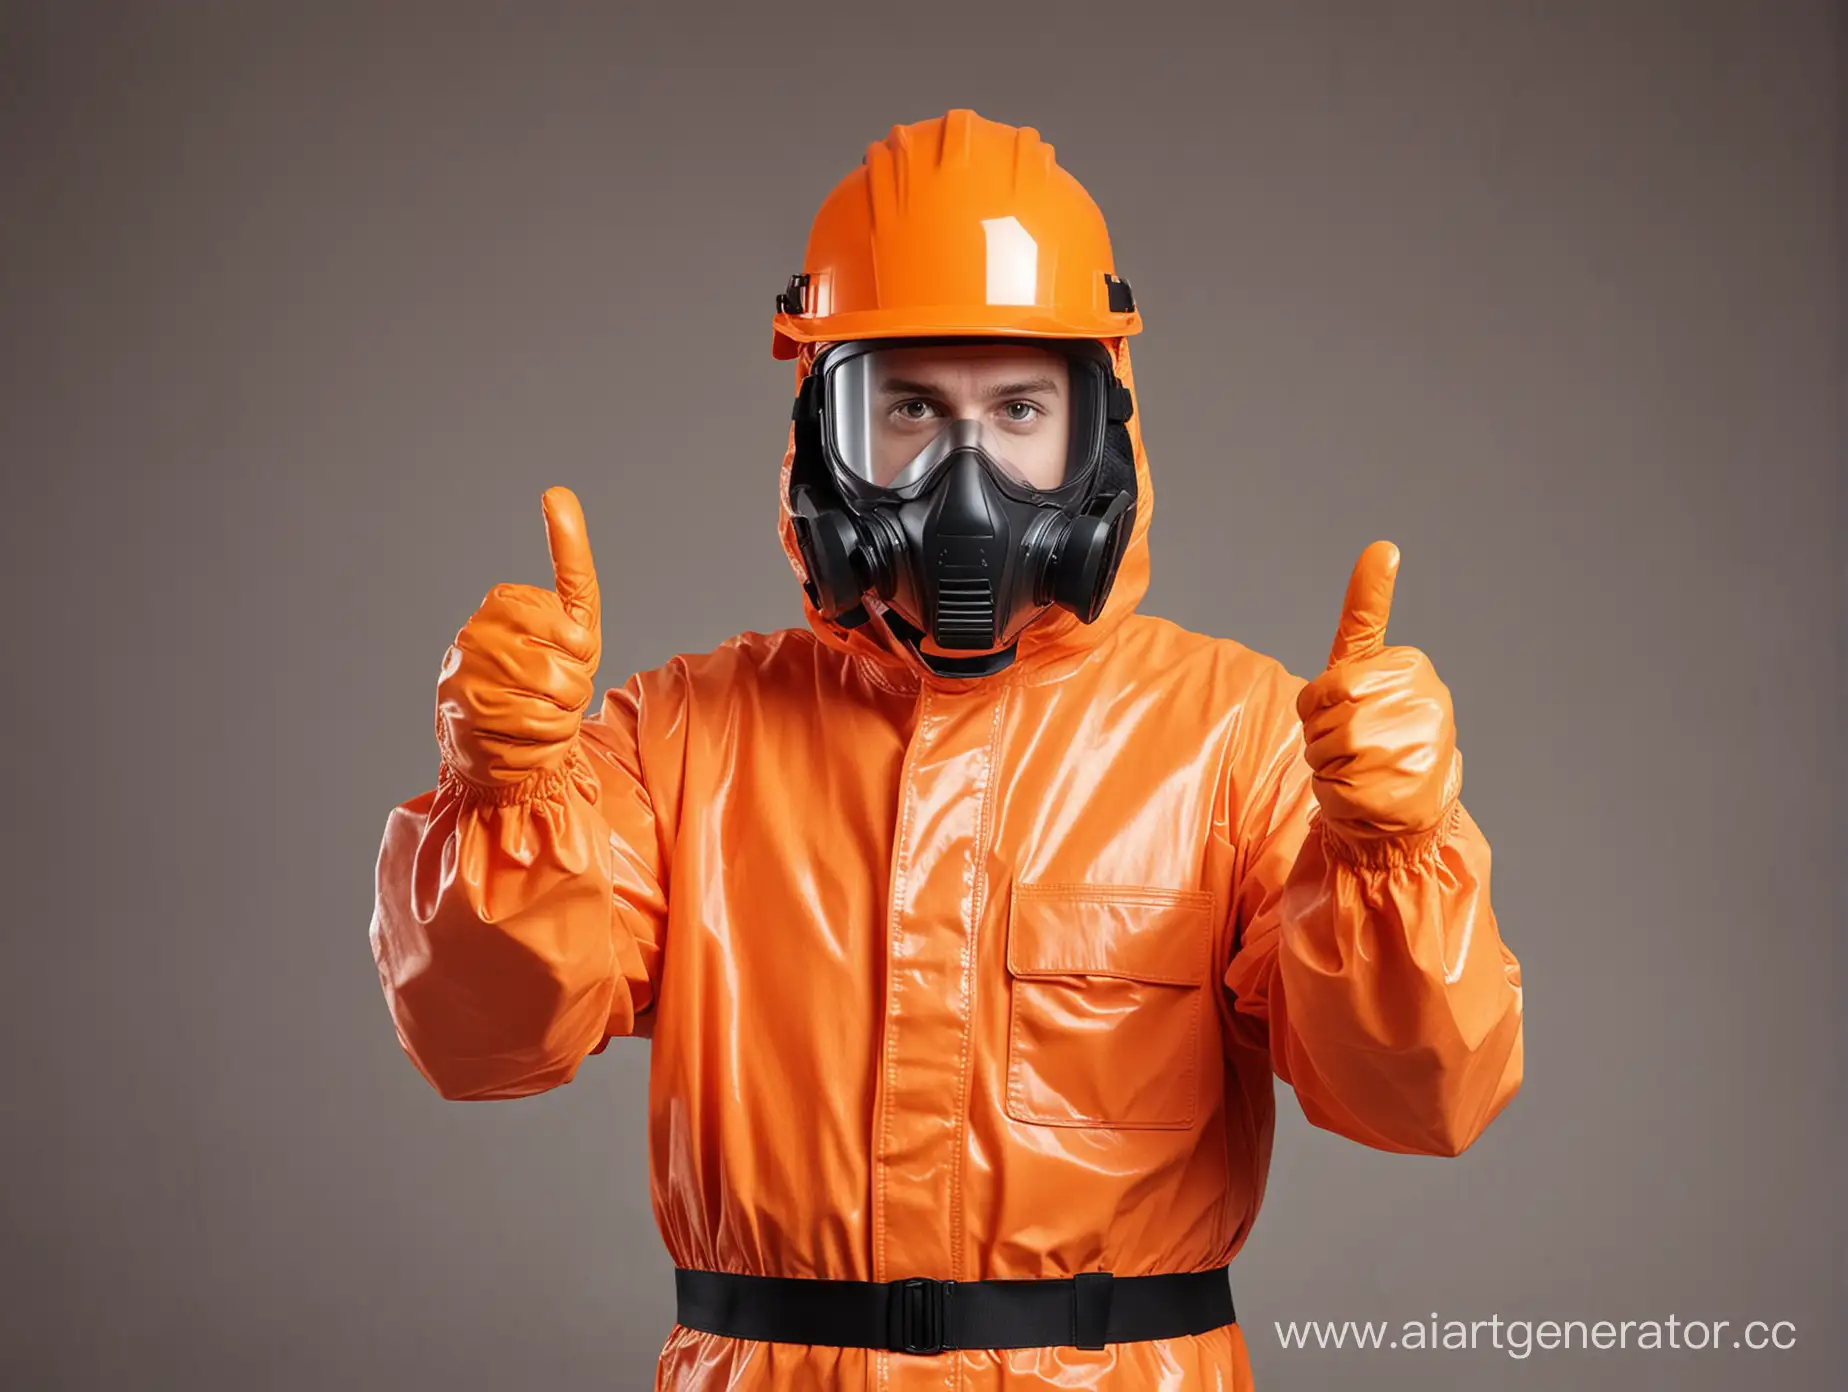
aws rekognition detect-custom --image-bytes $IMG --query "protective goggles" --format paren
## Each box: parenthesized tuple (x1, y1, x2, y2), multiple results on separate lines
(806, 337, 1132, 504)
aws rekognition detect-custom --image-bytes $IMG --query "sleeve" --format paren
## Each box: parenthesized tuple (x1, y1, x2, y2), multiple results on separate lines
(1218, 664, 1524, 1157)
(368, 665, 680, 1101)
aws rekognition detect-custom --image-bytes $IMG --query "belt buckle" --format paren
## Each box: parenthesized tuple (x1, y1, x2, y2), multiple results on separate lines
(890, 1276, 956, 1355)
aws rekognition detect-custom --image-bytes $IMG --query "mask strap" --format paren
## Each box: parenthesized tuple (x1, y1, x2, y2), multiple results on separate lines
(881, 609, 1018, 679)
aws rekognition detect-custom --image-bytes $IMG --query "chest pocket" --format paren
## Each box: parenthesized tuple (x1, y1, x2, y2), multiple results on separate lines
(1003, 882, 1216, 1131)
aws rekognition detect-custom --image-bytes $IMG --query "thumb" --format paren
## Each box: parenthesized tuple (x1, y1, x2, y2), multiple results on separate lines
(541, 485, 600, 631)
(1326, 539, 1400, 668)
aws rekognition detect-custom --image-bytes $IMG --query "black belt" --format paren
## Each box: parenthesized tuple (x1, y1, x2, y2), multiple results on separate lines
(674, 1265, 1235, 1355)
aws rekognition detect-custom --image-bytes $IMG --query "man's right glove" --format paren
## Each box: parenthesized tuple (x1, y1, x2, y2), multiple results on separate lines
(434, 485, 602, 793)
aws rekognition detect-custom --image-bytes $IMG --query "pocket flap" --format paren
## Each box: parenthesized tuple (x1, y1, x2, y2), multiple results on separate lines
(1007, 883, 1215, 987)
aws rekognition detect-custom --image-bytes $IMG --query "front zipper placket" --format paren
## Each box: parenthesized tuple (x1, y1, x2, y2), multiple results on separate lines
(869, 673, 1010, 1392)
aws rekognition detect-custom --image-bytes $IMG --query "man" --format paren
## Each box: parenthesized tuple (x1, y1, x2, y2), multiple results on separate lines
(370, 108, 1523, 1390)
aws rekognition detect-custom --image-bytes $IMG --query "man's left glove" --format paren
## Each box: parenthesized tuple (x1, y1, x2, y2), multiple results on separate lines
(1296, 540, 1462, 847)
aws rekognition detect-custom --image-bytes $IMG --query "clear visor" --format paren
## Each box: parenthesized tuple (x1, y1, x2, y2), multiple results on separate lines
(824, 343, 1101, 495)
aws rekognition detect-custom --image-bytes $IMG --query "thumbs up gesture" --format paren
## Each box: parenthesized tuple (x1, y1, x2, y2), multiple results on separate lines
(435, 486, 603, 791)
(1295, 541, 1461, 844)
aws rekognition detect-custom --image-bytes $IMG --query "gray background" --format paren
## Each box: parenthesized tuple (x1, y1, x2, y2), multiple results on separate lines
(2, 2, 1842, 1388)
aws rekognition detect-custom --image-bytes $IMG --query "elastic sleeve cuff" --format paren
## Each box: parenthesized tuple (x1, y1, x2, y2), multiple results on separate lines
(435, 728, 602, 810)
(1319, 794, 1464, 872)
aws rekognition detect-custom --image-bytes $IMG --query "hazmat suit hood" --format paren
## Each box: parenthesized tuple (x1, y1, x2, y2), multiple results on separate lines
(777, 335, 1154, 686)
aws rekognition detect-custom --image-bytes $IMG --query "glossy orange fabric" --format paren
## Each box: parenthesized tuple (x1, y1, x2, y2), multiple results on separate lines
(370, 339, 1524, 1390)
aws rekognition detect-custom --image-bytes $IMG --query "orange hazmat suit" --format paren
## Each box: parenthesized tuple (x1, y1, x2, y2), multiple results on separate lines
(370, 110, 1523, 1391)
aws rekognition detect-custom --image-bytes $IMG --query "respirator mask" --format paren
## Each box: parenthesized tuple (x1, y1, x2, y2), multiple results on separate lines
(787, 337, 1138, 678)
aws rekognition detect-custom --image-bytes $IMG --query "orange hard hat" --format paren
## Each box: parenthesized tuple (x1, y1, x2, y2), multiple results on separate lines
(771, 108, 1141, 360)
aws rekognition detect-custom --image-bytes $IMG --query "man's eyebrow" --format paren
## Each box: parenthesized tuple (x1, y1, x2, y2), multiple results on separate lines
(876, 375, 1065, 398)
(878, 376, 947, 397)
(983, 376, 1062, 398)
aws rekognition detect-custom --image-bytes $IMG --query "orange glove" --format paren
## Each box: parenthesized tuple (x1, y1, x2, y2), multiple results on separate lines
(434, 486, 602, 791)
(1295, 540, 1462, 848)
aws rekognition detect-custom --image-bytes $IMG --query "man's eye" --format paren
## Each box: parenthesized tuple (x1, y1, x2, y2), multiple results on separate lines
(1002, 401, 1041, 423)
(892, 400, 938, 421)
